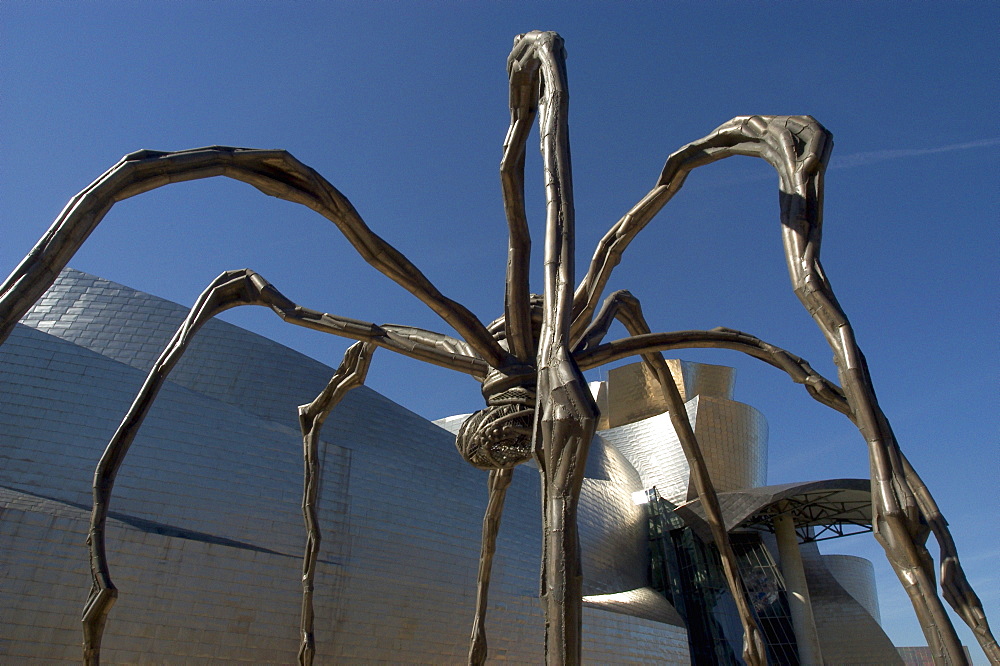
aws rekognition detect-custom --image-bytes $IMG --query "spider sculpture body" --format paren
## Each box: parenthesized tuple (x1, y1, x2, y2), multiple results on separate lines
(0, 31, 996, 666)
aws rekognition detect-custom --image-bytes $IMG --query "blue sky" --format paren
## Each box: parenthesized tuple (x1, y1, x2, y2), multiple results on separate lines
(3, 2, 997, 659)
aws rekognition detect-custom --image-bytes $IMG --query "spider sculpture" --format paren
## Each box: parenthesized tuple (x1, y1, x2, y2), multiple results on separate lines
(0, 31, 996, 666)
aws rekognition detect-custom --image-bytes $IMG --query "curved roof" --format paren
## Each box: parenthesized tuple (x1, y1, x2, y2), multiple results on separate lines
(671, 478, 872, 543)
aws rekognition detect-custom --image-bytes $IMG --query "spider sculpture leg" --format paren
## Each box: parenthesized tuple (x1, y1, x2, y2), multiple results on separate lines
(503, 31, 602, 665)
(498, 62, 535, 363)
(468, 466, 514, 666)
(750, 115, 976, 664)
(0, 136, 513, 664)
(297, 341, 376, 666)
(0, 146, 510, 370)
(83, 270, 266, 664)
(81, 269, 483, 665)
(482, 33, 546, 662)
(533, 349, 597, 666)
(574, 290, 767, 666)
(899, 453, 1000, 663)
(578, 325, 850, 418)
(573, 114, 994, 663)
(589, 333, 997, 662)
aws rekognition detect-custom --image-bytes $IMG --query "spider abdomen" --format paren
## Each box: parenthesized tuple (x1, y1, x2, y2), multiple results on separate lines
(456, 387, 536, 470)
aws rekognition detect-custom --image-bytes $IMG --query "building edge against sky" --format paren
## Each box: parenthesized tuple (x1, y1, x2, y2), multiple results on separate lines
(0, 268, 929, 663)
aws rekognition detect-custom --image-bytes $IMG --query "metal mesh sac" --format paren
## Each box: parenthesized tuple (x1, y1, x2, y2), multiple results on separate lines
(455, 387, 535, 470)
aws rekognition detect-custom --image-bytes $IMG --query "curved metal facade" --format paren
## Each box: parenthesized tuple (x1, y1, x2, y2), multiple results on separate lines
(0, 269, 905, 664)
(594, 365, 767, 505)
(0, 269, 689, 663)
(821, 554, 882, 625)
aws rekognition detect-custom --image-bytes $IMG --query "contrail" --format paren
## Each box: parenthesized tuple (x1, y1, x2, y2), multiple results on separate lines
(681, 136, 1000, 190)
(832, 137, 1000, 169)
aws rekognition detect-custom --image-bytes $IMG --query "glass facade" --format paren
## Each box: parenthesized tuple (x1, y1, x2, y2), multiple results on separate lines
(647, 493, 799, 665)
(730, 533, 798, 665)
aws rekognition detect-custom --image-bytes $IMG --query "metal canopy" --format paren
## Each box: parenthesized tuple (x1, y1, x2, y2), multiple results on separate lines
(673, 478, 874, 544)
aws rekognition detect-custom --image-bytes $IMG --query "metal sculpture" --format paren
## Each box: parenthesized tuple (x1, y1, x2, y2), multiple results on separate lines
(0, 30, 995, 666)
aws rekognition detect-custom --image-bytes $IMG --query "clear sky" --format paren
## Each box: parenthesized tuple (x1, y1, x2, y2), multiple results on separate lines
(3, 2, 997, 660)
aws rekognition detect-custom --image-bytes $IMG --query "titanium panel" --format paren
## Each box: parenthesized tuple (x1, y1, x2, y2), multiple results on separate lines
(679, 361, 735, 402)
(598, 405, 697, 504)
(604, 361, 674, 427)
(598, 391, 767, 505)
(692, 395, 767, 496)
(799, 542, 903, 664)
(822, 554, 882, 625)
(578, 436, 649, 596)
(603, 360, 737, 430)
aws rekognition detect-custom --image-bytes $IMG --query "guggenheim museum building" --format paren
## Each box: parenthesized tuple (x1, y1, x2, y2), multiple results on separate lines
(0, 269, 905, 664)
